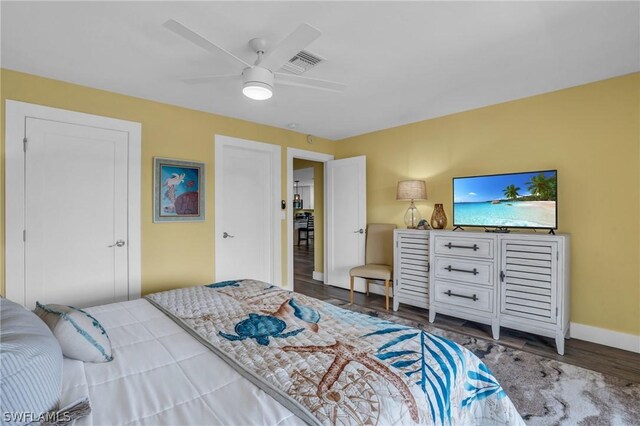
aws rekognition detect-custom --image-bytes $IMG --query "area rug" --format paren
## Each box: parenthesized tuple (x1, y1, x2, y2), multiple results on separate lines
(326, 299, 640, 426)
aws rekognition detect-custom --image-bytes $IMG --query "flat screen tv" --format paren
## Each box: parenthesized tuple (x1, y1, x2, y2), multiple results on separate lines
(453, 170, 557, 230)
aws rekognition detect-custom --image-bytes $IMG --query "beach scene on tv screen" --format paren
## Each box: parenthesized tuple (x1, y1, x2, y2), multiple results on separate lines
(453, 171, 557, 228)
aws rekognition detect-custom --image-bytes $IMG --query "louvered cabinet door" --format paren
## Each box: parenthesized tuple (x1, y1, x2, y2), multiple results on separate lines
(500, 239, 558, 324)
(394, 230, 429, 310)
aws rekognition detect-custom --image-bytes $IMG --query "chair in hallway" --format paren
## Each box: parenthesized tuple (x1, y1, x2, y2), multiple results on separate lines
(298, 216, 314, 246)
(349, 223, 397, 310)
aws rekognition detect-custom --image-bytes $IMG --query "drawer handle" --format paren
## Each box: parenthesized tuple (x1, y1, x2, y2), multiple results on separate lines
(445, 242, 479, 251)
(444, 290, 478, 301)
(444, 265, 478, 275)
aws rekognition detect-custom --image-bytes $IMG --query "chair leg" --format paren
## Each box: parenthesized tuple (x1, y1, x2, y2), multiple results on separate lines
(350, 276, 355, 305)
(366, 280, 370, 296)
(384, 280, 390, 311)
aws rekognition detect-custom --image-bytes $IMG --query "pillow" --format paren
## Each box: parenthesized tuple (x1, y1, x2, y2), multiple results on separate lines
(1, 297, 63, 425)
(34, 303, 113, 363)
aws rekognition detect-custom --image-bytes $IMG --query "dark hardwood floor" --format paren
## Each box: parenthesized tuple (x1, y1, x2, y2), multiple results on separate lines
(293, 239, 316, 285)
(293, 242, 640, 383)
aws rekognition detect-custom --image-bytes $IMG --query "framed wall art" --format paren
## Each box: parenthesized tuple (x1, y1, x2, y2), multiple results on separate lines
(153, 157, 205, 222)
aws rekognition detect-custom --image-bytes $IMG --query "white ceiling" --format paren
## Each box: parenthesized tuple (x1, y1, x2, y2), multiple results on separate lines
(2, 1, 638, 140)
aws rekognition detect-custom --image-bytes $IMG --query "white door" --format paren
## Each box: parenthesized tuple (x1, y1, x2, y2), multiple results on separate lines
(326, 156, 366, 289)
(214, 136, 281, 283)
(24, 118, 129, 308)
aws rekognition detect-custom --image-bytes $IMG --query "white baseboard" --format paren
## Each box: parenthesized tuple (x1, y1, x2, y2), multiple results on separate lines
(570, 322, 640, 353)
(312, 271, 324, 281)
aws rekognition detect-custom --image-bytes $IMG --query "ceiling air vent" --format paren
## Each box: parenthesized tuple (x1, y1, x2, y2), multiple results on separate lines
(279, 50, 324, 75)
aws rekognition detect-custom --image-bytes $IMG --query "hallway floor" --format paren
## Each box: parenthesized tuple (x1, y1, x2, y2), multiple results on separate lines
(293, 238, 318, 287)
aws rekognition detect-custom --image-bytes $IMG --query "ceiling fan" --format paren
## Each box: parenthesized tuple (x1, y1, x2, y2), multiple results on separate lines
(164, 19, 347, 100)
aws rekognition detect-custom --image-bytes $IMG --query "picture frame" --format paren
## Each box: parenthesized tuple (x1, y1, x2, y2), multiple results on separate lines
(153, 157, 205, 222)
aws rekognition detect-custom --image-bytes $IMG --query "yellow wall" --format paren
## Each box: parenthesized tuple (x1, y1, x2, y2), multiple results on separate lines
(293, 159, 324, 273)
(2, 68, 639, 337)
(335, 73, 640, 336)
(0, 69, 335, 295)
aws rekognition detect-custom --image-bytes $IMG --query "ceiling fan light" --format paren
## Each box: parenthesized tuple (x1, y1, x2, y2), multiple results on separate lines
(242, 81, 273, 100)
(242, 67, 274, 101)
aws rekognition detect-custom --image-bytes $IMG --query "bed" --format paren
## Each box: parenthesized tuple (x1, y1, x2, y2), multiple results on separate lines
(60, 280, 524, 425)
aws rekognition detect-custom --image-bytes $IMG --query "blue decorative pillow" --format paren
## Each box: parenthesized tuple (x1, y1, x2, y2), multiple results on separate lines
(1, 297, 63, 425)
(34, 303, 113, 363)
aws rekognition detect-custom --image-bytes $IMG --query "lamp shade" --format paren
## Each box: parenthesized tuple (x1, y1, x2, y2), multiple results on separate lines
(396, 180, 427, 201)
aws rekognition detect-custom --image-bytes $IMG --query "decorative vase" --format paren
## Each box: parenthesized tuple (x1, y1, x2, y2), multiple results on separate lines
(430, 204, 447, 229)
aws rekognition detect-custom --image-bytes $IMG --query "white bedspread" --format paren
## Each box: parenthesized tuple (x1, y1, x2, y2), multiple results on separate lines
(60, 298, 302, 426)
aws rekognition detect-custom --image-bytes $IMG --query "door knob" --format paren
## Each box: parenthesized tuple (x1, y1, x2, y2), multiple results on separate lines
(353, 229, 364, 234)
(223, 232, 234, 239)
(108, 240, 125, 248)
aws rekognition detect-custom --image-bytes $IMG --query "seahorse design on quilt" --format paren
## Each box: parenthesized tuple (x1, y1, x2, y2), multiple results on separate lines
(267, 298, 321, 332)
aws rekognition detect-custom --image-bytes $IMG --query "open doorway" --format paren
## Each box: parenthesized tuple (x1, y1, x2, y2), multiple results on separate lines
(286, 148, 334, 291)
(293, 159, 323, 288)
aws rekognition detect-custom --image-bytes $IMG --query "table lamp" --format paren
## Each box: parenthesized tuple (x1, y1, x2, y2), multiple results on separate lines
(396, 180, 427, 229)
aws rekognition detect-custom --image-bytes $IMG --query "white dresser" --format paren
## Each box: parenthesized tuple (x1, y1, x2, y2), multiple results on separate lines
(393, 229, 430, 311)
(429, 230, 570, 354)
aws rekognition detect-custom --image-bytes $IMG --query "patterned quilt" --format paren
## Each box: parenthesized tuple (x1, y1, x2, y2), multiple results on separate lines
(146, 280, 524, 426)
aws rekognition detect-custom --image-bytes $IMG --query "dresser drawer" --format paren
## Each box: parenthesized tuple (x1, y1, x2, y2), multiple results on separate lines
(434, 257, 493, 286)
(433, 280, 493, 313)
(433, 236, 494, 259)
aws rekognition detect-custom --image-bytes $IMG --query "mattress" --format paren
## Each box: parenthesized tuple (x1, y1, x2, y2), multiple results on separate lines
(59, 298, 302, 426)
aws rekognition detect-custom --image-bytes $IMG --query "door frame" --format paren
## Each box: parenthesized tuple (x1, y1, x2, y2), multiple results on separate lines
(4, 100, 142, 305)
(214, 135, 282, 285)
(286, 148, 334, 290)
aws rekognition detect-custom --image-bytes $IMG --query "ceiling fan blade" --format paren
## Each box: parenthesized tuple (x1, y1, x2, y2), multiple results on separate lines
(181, 74, 240, 85)
(164, 19, 250, 69)
(259, 23, 321, 71)
(275, 73, 346, 93)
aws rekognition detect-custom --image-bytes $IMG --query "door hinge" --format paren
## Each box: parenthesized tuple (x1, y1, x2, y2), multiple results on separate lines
(555, 307, 558, 317)
(23, 137, 27, 152)
(556, 251, 559, 261)
(23, 230, 26, 242)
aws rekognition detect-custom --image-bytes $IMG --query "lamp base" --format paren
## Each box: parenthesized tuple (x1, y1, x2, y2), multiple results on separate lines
(403, 201, 422, 229)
